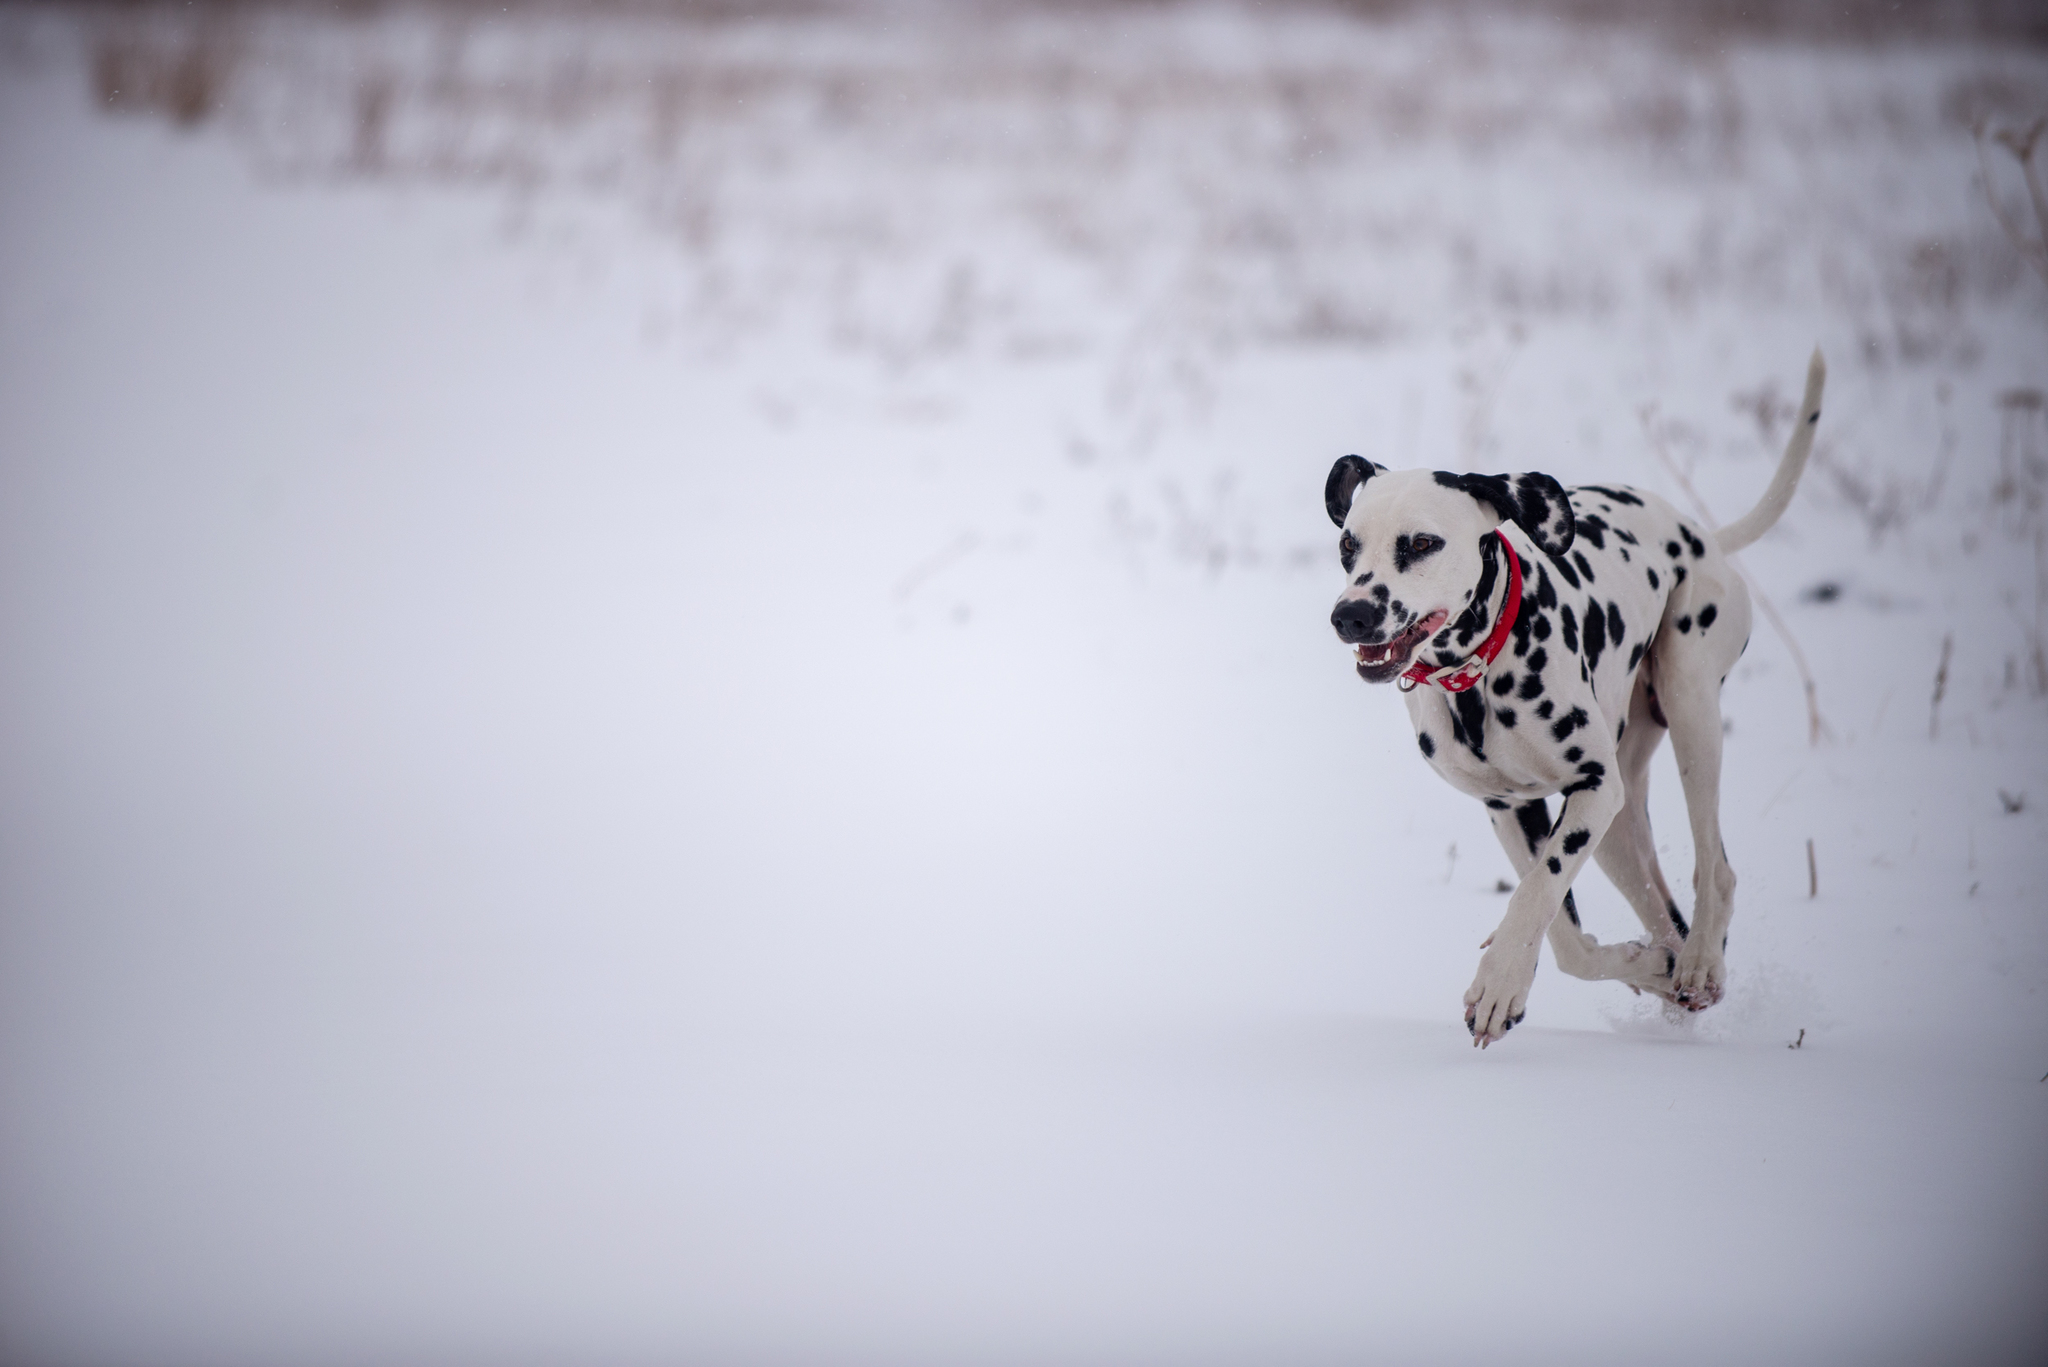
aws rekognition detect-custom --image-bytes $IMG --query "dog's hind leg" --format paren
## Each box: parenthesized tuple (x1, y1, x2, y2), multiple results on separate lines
(1489, 802, 1680, 995)
(1591, 668, 1692, 954)
(1657, 582, 1753, 1009)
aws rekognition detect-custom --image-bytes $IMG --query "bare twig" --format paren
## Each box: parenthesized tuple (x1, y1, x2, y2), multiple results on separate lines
(1930, 632, 1953, 739)
(1924, 382, 1957, 510)
(892, 532, 980, 601)
(1998, 118, 2048, 244)
(1976, 118, 2048, 286)
(1788, 1028, 1805, 1050)
(1806, 838, 1817, 898)
(1640, 406, 1828, 745)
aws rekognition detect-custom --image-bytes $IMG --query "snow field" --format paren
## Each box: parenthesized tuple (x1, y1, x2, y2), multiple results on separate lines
(1, 4, 2045, 1364)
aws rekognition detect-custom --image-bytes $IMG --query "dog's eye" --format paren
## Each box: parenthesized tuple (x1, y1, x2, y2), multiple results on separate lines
(1392, 532, 1445, 573)
(1339, 532, 1359, 569)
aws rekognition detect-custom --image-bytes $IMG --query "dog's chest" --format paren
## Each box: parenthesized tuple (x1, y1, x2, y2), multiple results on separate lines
(1405, 686, 1588, 802)
(1402, 490, 1682, 802)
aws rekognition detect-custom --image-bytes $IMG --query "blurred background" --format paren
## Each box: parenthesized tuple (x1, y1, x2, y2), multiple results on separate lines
(2, 2, 2046, 1364)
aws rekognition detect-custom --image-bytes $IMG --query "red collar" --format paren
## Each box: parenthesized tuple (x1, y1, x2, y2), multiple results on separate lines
(1398, 529, 1523, 694)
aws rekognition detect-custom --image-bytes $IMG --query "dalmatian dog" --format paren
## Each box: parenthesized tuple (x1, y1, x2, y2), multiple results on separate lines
(1327, 352, 1826, 1046)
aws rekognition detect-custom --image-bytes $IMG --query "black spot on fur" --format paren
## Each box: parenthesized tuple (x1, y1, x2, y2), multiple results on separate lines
(1485, 797, 1508, 810)
(1667, 900, 1690, 939)
(1495, 707, 1517, 727)
(1563, 746, 1582, 762)
(1517, 669, 1546, 701)
(1534, 566, 1558, 611)
(1417, 732, 1435, 758)
(1680, 524, 1707, 558)
(1550, 707, 1589, 742)
(1546, 856, 1562, 874)
(1551, 552, 1581, 590)
(1573, 551, 1597, 584)
(1532, 613, 1552, 641)
(1582, 597, 1606, 671)
(1560, 604, 1579, 653)
(1514, 800, 1551, 855)
(1627, 642, 1644, 671)
(1573, 516, 1608, 551)
(1561, 760, 1606, 795)
(1563, 889, 1581, 926)
(1673, 564, 1687, 585)
(1535, 699, 1555, 720)
(1492, 672, 1516, 697)
(1698, 603, 1719, 632)
(1453, 688, 1489, 761)
(1666, 541, 1682, 558)
(1579, 484, 1643, 507)
(1561, 829, 1591, 855)
(1676, 615, 1692, 633)
(1607, 602, 1625, 645)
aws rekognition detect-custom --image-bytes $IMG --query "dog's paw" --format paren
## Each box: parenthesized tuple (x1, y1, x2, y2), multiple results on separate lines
(1671, 938, 1726, 1011)
(1463, 940, 1539, 1048)
(1616, 941, 1691, 1005)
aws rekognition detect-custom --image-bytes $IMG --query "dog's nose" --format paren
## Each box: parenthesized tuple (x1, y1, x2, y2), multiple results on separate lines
(1331, 598, 1386, 644)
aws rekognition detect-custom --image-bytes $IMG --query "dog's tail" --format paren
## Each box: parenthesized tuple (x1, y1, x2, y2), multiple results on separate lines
(1715, 349, 1826, 555)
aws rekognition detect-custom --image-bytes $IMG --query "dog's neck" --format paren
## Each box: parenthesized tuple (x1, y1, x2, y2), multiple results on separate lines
(1399, 529, 1521, 694)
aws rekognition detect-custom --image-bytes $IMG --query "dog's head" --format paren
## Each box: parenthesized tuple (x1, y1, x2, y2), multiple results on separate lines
(1325, 459, 1575, 684)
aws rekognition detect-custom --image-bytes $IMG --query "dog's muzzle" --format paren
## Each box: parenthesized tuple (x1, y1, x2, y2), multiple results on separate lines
(1332, 604, 1447, 684)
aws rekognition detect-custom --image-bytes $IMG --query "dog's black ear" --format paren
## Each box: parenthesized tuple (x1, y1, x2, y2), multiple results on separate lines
(1434, 470, 1575, 556)
(1325, 455, 1383, 527)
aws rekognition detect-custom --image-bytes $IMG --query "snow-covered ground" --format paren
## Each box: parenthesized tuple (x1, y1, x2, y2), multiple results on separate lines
(2, 3, 2046, 1363)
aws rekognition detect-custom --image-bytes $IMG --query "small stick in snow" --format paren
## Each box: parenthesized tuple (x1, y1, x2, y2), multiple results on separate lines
(1999, 790, 2026, 814)
(1930, 632, 1953, 740)
(1788, 1028, 1805, 1050)
(1807, 838, 1817, 899)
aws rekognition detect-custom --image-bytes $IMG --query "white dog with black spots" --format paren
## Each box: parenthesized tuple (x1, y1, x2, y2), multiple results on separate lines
(1327, 352, 1826, 1046)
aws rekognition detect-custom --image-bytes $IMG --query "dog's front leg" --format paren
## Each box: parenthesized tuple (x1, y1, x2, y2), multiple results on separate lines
(1466, 763, 1625, 1047)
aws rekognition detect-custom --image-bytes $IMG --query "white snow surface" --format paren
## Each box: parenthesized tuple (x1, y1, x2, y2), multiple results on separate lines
(2, 3, 2046, 1364)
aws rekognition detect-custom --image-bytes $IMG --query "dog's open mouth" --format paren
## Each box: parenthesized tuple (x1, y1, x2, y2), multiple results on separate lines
(1354, 611, 1448, 683)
